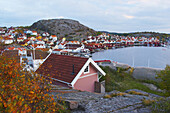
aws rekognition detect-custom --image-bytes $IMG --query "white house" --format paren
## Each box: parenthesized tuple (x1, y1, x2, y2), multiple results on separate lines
(27, 50, 50, 71)
(42, 32, 50, 37)
(25, 30, 32, 34)
(0, 30, 5, 35)
(31, 31, 37, 36)
(64, 43, 85, 53)
(50, 35, 57, 42)
(17, 38, 24, 43)
(3, 37, 14, 44)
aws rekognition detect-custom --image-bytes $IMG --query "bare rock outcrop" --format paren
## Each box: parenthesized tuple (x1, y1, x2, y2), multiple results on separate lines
(30, 19, 97, 39)
(49, 85, 165, 113)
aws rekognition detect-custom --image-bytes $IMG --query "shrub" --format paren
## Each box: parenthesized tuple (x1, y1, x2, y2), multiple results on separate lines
(142, 99, 155, 106)
(104, 92, 128, 98)
(111, 92, 127, 97)
(128, 91, 149, 96)
(157, 65, 170, 96)
(129, 67, 134, 74)
(103, 95, 112, 98)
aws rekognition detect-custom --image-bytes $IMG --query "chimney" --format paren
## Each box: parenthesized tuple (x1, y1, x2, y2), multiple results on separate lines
(72, 64, 75, 75)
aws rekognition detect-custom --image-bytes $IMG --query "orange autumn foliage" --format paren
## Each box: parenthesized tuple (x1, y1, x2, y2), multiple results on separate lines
(0, 55, 66, 112)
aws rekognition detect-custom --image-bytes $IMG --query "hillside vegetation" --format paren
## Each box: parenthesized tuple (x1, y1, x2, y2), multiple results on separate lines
(100, 66, 169, 97)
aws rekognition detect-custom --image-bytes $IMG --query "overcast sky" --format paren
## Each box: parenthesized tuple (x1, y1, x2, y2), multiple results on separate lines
(0, 0, 170, 33)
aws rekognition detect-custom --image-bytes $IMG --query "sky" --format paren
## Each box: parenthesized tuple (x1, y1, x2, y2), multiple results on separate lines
(0, 0, 170, 33)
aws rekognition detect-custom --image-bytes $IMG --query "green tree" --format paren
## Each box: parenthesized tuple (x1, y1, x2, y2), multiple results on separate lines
(96, 32, 102, 35)
(157, 65, 170, 96)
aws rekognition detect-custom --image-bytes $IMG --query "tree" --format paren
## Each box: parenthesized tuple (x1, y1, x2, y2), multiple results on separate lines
(156, 36, 160, 40)
(0, 55, 67, 112)
(162, 38, 165, 42)
(157, 65, 170, 96)
(96, 32, 102, 36)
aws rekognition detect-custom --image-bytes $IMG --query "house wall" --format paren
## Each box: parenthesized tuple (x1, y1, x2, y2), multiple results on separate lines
(74, 74, 98, 92)
(33, 59, 44, 71)
(74, 63, 98, 92)
(5, 40, 13, 44)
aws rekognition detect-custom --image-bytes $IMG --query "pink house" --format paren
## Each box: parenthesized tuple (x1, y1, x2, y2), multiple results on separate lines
(36, 54, 106, 92)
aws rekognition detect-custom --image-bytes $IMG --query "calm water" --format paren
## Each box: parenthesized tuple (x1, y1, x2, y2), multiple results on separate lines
(92, 47, 170, 69)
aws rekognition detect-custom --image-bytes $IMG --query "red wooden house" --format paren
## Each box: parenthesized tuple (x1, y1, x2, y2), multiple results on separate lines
(36, 54, 106, 92)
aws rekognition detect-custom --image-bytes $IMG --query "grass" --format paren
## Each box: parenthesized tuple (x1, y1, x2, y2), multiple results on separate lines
(151, 98, 170, 113)
(100, 66, 166, 96)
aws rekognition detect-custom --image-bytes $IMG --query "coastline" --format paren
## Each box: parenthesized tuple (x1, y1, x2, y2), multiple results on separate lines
(92, 46, 170, 69)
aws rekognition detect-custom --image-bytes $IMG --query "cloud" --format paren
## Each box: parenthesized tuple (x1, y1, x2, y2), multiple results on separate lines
(123, 14, 135, 19)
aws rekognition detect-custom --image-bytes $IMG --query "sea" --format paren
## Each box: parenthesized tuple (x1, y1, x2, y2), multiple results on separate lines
(92, 47, 170, 69)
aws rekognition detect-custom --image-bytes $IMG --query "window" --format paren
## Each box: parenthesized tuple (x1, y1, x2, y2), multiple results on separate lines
(84, 65, 89, 73)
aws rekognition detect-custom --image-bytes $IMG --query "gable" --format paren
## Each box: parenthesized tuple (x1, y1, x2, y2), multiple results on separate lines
(71, 58, 106, 86)
(80, 63, 98, 78)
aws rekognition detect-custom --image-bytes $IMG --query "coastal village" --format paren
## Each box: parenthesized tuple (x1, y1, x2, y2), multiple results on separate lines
(0, 27, 167, 88)
(0, 26, 169, 91)
(1, 0, 170, 111)
(0, 26, 170, 112)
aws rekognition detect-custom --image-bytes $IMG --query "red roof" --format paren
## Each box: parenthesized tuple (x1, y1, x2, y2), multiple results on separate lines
(53, 49, 62, 51)
(8, 47, 15, 50)
(36, 48, 49, 52)
(36, 54, 88, 83)
(51, 35, 57, 37)
(32, 31, 37, 33)
(17, 38, 24, 40)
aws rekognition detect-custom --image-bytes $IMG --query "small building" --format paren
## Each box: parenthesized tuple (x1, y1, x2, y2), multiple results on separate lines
(2, 37, 14, 44)
(0, 29, 5, 35)
(64, 44, 85, 53)
(36, 54, 106, 92)
(27, 50, 50, 71)
(50, 35, 57, 42)
(42, 32, 50, 37)
(17, 38, 24, 43)
(25, 30, 32, 35)
(52, 49, 63, 54)
(31, 31, 37, 36)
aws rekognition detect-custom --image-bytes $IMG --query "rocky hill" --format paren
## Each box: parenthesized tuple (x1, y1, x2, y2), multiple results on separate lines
(30, 19, 97, 40)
